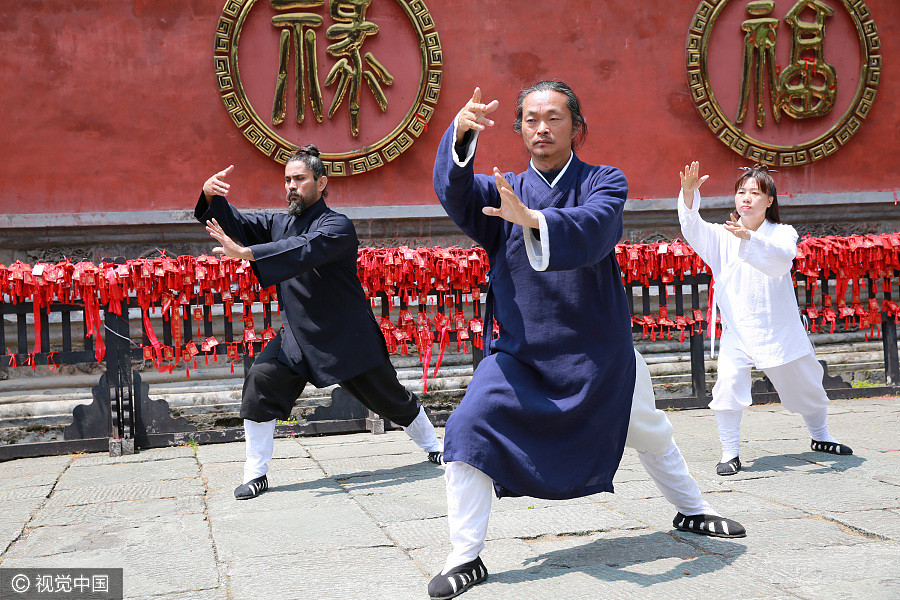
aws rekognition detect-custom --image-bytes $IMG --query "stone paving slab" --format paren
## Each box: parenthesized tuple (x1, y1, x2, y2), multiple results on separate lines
(194, 437, 310, 463)
(202, 460, 326, 505)
(0, 485, 53, 503)
(55, 457, 200, 489)
(29, 495, 205, 528)
(727, 542, 900, 592)
(0, 498, 48, 525)
(227, 546, 428, 600)
(44, 478, 205, 508)
(313, 452, 440, 480)
(0, 470, 64, 492)
(305, 437, 437, 460)
(0, 396, 896, 600)
(129, 591, 229, 600)
(207, 489, 392, 562)
(788, 577, 900, 600)
(822, 508, 900, 540)
(0, 454, 71, 477)
(4, 511, 213, 559)
(70, 445, 196, 466)
(730, 471, 900, 512)
(601, 491, 805, 532)
(410, 532, 782, 600)
(1, 545, 221, 598)
(0, 523, 24, 557)
(342, 470, 447, 523)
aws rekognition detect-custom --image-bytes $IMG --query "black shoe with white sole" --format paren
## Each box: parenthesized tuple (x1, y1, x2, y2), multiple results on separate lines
(428, 451, 445, 465)
(673, 512, 746, 538)
(811, 440, 853, 455)
(428, 556, 488, 599)
(234, 474, 268, 500)
(716, 456, 741, 476)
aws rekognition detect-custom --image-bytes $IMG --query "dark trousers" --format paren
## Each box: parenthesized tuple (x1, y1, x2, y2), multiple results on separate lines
(240, 334, 421, 427)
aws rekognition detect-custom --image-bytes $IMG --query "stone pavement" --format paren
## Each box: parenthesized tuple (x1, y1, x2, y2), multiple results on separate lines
(1, 397, 898, 600)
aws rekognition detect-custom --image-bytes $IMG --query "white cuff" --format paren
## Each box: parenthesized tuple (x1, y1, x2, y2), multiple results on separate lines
(451, 119, 479, 167)
(737, 230, 755, 260)
(677, 188, 702, 213)
(523, 212, 550, 271)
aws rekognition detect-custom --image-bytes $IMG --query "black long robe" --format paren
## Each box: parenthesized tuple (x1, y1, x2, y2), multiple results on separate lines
(195, 194, 388, 386)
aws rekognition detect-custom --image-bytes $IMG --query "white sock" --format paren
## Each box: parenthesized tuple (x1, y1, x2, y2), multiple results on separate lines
(443, 461, 492, 574)
(402, 406, 441, 453)
(803, 407, 836, 443)
(243, 419, 276, 483)
(715, 409, 743, 463)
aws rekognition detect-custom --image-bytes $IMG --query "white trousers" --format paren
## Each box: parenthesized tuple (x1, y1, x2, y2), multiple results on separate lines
(710, 335, 834, 460)
(242, 405, 441, 483)
(710, 333, 830, 415)
(442, 349, 713, 573)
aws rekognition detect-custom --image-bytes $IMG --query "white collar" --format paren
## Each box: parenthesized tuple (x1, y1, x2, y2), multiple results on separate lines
(529, 152, 574, 189)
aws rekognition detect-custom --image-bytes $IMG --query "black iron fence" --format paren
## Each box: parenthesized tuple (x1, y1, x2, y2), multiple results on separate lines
(2, 244, 900, 460)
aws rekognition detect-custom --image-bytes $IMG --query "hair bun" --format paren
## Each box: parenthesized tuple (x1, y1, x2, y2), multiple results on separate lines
(295, 144, 320, 158)
(739, 164, 779, 174)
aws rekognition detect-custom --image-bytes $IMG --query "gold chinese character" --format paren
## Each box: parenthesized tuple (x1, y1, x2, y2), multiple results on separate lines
(775, 0, 837, 119)
(324, 0, 394, 136)
(270, 0, 326, 126)
(736, 0, 780, 127)
(737, 0, 838, 127)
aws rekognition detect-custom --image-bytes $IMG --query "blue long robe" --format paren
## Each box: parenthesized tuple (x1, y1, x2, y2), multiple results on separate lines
(433, 126, 635, 499)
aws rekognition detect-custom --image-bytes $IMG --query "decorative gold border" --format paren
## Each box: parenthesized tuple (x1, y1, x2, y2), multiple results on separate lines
(686, 0, 880, 166)
(214, 0, 442, 175)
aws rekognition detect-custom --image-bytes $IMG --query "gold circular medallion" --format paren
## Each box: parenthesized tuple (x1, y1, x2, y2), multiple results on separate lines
(214, 0, 442, 175)
(686, 0, 880, 166)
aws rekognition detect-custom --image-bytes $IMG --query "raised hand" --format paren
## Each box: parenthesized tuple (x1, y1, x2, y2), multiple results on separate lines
(206, 218, 254, 261)
(724, 211, 751, 240)
(679, 161, 709, 194)
(455, 87, 499, 143)
(481, 168, 539, 229)
(203, 165, 234, 202)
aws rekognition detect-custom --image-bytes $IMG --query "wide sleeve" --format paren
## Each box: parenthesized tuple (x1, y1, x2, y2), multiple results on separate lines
(250, 213, 358, 288)
(739, 223, 798, 277)
(194, 193, 273, 247)
(532, 166, 628, 271)
(677, 188, 727, 273)
(432, 123, 503, 254)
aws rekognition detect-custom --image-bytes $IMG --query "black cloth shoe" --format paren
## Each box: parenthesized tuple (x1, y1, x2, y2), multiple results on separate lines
(234, 474, 268, 500)
(811, 440, 853, 455)
(428, 451, 445, 465)
(716, 456, 741, 476)
(428, 557, 488, 599)
(673, 512, 746, 538)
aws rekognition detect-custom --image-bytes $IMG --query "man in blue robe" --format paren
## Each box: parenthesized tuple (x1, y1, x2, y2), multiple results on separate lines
(428, 82, 745, 599)
(195, 145, 443, 501)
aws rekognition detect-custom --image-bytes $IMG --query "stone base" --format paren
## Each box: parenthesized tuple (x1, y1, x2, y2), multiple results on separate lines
(109, 437, 135, 457)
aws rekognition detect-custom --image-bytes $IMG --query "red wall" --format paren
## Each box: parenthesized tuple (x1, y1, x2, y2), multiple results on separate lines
(1, 0, 897, 215)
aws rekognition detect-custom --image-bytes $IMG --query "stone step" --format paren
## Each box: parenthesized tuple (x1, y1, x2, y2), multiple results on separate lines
(0, 335, 893, 436)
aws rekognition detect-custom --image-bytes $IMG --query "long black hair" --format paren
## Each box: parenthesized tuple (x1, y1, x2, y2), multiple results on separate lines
(735, 164, 781, 223)
(513, 80, 587, 150)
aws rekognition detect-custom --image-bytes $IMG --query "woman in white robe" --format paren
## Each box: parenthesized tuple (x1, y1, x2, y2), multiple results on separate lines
(678, 161, 852, 475)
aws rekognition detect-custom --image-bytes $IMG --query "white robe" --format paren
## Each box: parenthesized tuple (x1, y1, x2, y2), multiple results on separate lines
(677, 189, 812, 369)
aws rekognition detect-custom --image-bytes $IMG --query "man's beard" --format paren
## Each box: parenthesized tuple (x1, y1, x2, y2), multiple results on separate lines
(286, 190, 316, 216)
